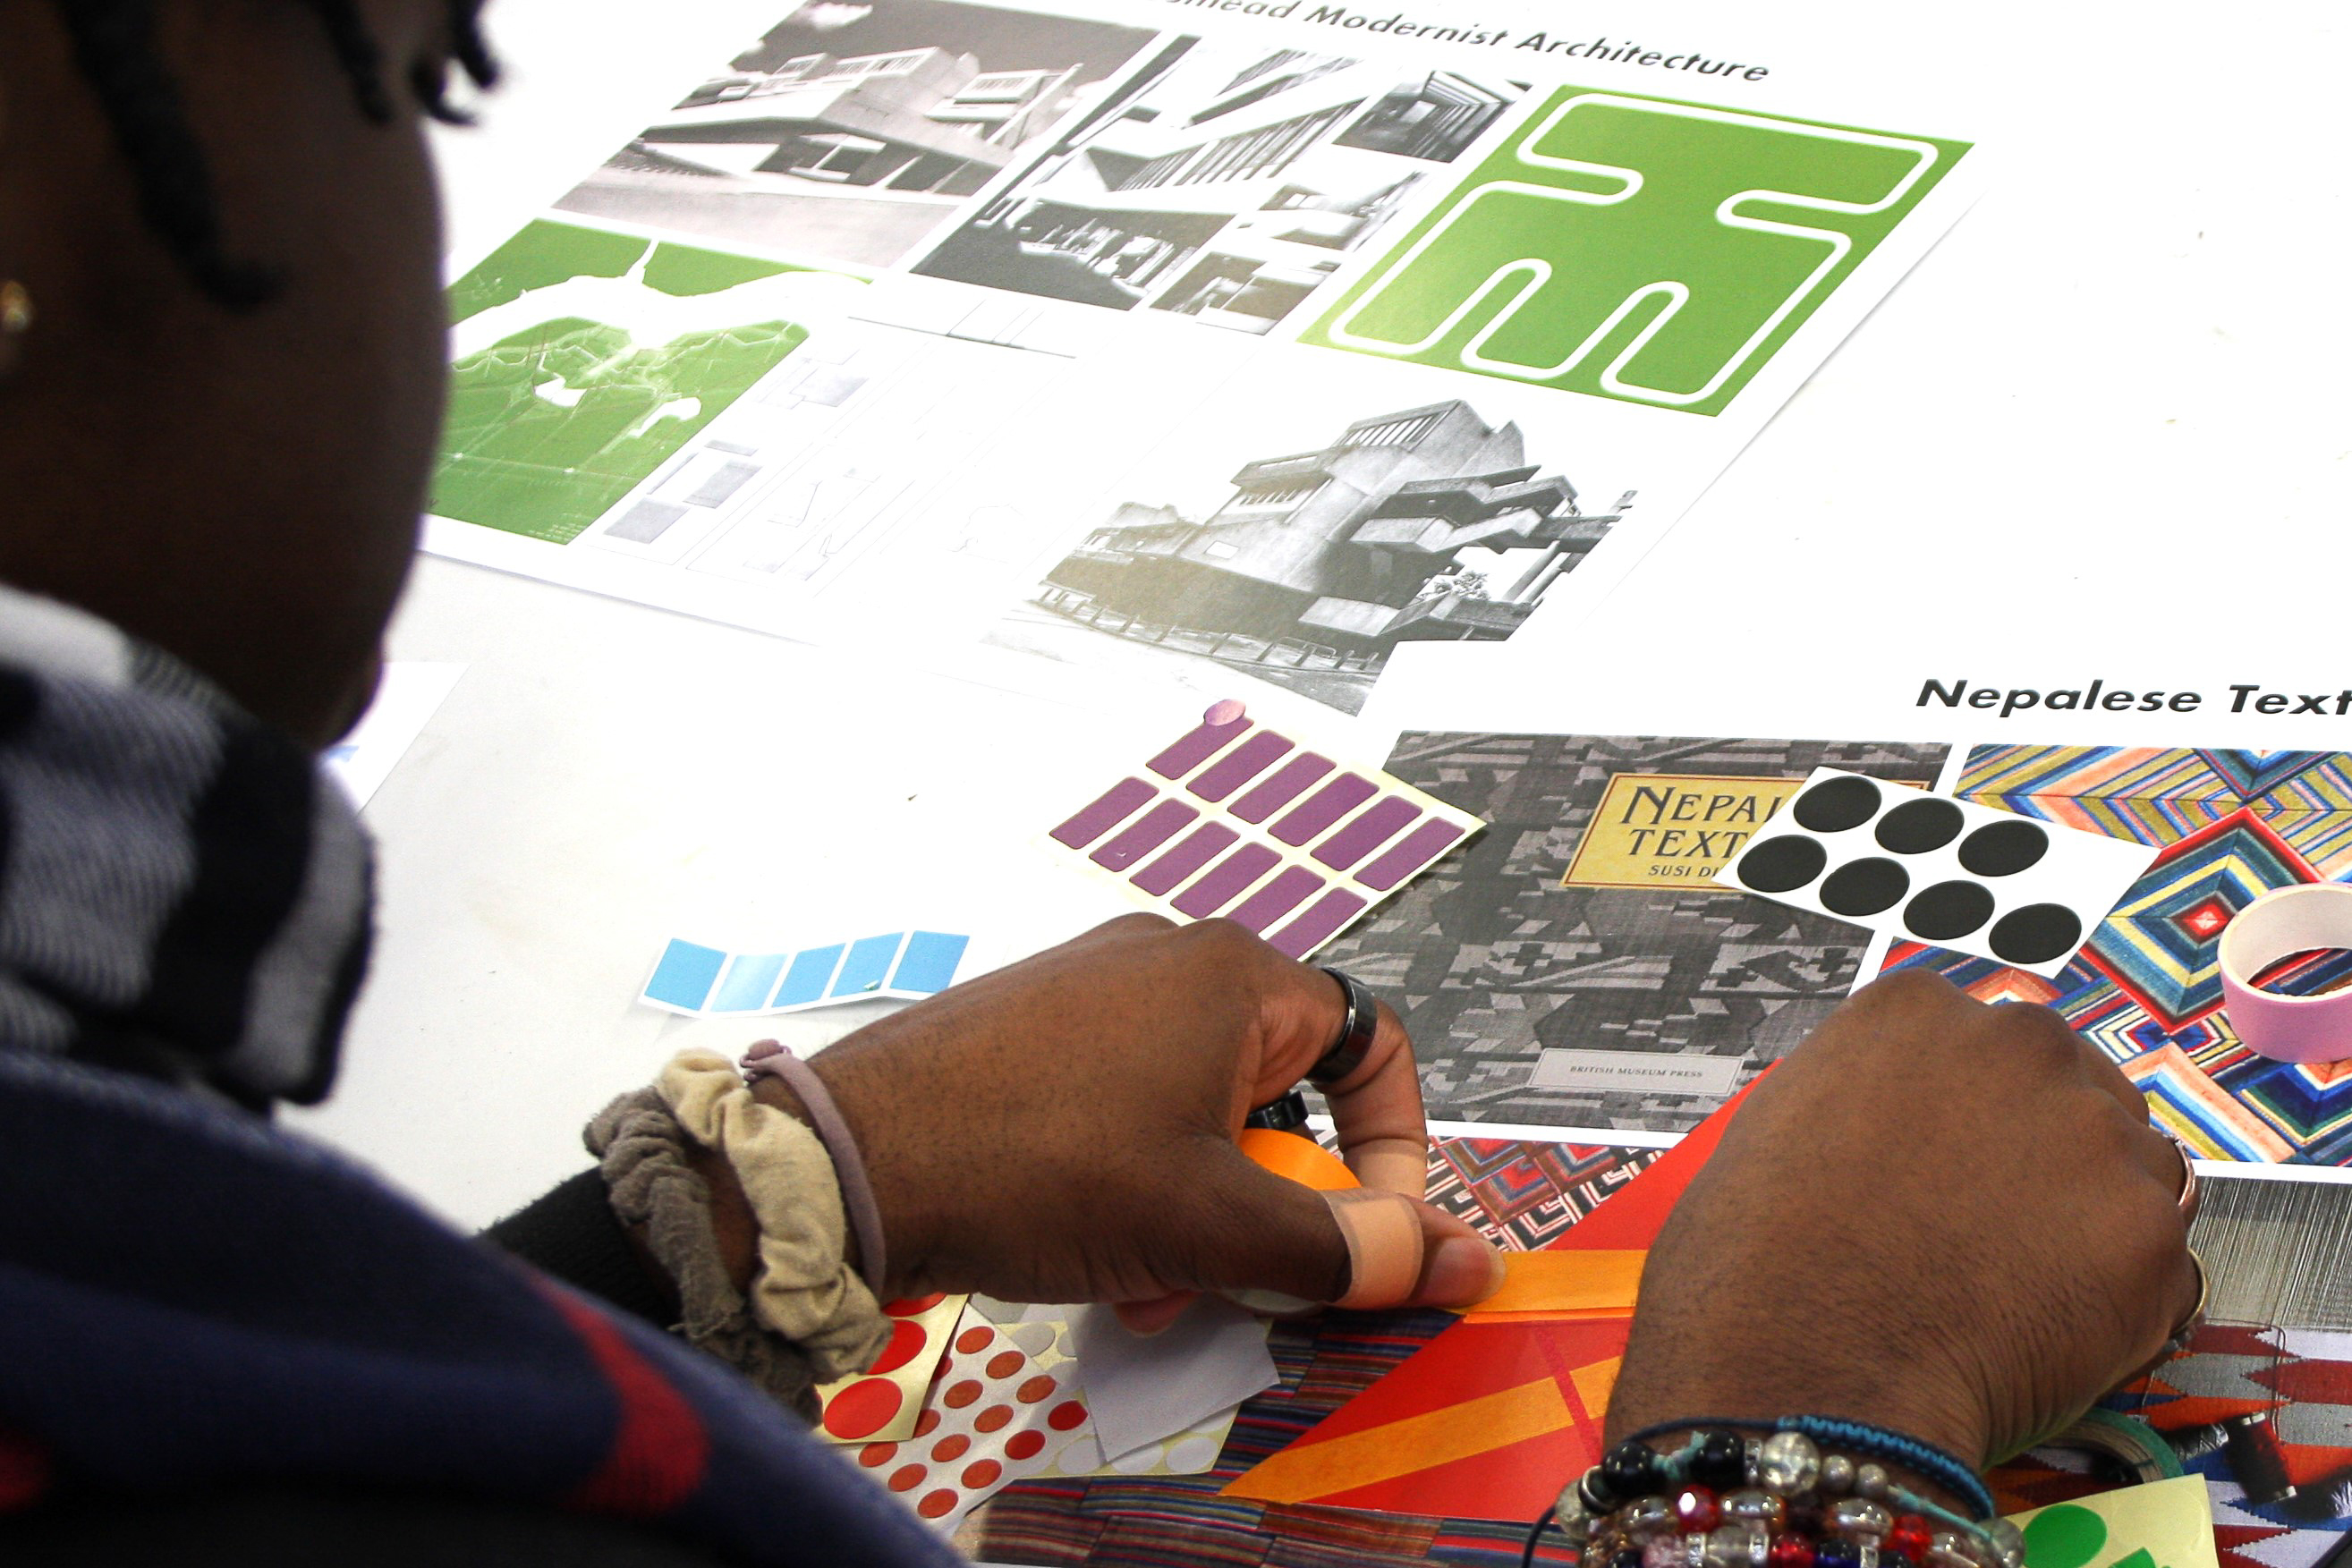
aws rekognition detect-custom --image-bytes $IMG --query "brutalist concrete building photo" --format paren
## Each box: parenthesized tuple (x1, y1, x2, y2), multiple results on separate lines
(1021, 399, 1618, 712)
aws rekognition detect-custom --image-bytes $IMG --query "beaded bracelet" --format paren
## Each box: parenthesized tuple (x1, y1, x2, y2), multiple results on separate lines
(1541, 1427, 2025, 1568)
(1616, 1418, 1997, 1524)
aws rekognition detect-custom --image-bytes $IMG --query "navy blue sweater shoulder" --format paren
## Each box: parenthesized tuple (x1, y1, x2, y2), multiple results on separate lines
(0, 1050, 961, 1567)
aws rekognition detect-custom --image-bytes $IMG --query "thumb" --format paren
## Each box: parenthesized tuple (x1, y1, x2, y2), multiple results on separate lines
(1180, 1143, 1506, 1309)
(1325, 1187, 1507, 1309)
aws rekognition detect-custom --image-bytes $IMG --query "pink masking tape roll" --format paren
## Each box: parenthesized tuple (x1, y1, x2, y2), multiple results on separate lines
(2220, 884, 2352, 1064)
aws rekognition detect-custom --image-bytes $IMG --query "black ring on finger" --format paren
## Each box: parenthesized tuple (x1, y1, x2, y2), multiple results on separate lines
(1308, 967, 1380, 1087)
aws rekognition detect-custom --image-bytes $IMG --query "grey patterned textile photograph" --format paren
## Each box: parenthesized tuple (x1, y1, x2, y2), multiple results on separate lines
(1319, 733, 1949, 1132)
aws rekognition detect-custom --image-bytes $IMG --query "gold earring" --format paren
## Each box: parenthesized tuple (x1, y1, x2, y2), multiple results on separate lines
(0, 281, 29, 377)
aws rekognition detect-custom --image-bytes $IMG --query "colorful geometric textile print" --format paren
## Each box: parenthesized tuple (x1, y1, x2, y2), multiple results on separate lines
(966, 1136, 1660, 1565)
(2104, 1322, 2352, 1568)
(1422, 1138, 1666, 1250)
(1884, 747, 2352, 1165)
(2084, 811, 2315, 1030)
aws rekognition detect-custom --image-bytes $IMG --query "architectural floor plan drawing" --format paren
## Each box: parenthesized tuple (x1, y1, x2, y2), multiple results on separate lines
(434, 221, 863, 547)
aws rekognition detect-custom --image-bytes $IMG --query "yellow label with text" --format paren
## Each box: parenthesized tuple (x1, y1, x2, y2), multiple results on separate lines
(1561, 773, 1795, 890)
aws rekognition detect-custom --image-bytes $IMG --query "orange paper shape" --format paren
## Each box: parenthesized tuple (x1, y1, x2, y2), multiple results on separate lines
(1221, 1079, 1769, 1521)
(1239, 1129, 1361, 1192)
(1456, 1249, 1645, 1318)
(1447, 1074, 1763, 1317)
(1222, 1313, 1630, 1520)
(1542, 1077, 1760, 1254)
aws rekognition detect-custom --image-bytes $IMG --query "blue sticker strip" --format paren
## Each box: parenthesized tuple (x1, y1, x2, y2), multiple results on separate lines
(710, 952, 787, 1013)
(830, 934, 904, 999)
(644, 940, 728, 1012)
(640, 932, 968, 1016)
(892, 932, 970, 995)
(776, 945, 845, 1008)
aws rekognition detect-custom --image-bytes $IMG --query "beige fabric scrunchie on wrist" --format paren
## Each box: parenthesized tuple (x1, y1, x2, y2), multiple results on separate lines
(586, 1087, 825, 1418)
(655, 1048, 890, 1383)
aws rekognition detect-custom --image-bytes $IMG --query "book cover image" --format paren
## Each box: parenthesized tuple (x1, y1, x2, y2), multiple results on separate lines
(1319, 732, 1948, 1132)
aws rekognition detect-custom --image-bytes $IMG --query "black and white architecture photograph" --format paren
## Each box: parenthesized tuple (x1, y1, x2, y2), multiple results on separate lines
(556, 0, 1157, 270)
(989, 387, 1621, 714)
(913, 43, 1521, 331)
(1334, 71, 1517, 160)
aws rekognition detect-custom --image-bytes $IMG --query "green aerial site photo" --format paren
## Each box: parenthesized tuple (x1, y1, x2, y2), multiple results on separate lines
(434, 219, 854, 544)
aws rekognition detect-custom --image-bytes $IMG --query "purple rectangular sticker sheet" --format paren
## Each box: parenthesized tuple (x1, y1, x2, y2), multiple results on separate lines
(1041, 699, 1481, 957)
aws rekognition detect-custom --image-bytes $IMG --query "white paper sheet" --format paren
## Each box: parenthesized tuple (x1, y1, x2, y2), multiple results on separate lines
(322, 662, 465, 807)
(1066, 1297, 1278, 1467)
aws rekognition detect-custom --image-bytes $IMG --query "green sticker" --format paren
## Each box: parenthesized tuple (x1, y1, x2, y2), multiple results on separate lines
(1303, 87, 1970, 415)
(2023, 1504, 2110, 1568)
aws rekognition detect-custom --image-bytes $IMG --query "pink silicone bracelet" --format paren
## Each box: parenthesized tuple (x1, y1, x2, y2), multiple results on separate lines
(2218, 884, 2352, 1064)
(742, 1040, 888, 1296)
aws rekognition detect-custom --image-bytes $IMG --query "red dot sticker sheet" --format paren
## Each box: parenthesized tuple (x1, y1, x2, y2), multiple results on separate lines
(967, 1297, 1264, 1477)
(851, 1311, 1098, 1532)
(815, 1292, 969, 1445)
(1043, 699, 1482, 959)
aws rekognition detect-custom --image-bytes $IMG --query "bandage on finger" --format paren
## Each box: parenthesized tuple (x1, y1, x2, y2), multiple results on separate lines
(1327, 1188, 1424, 1309)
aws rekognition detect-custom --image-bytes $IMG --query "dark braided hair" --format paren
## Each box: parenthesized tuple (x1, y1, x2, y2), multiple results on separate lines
(45, 0, 497, 309)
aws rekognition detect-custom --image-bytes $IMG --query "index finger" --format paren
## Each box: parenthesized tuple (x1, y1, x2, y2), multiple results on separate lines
(1240, 945, 1431, 1197)
(1319, 996, 1431, 1199)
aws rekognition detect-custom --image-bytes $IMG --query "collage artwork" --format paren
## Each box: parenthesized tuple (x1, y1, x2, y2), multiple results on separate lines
(424, 2, 2352, 1564)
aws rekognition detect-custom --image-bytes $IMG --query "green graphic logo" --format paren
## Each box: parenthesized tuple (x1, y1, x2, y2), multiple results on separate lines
(1303, 89, 1970, 416)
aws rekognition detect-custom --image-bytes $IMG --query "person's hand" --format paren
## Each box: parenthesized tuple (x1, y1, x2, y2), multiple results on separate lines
(751, 915, 1505, 1328)
(1605, 970, 2199, 1471)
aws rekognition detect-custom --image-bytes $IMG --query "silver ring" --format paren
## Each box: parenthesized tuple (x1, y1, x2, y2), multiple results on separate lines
(1308, 967, 1380, 1087)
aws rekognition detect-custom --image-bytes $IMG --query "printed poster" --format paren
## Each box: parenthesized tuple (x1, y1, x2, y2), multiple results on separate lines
(420, 0, 1986, 715)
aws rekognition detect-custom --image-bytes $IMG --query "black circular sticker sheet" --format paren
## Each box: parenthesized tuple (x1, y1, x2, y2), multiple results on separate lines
(1713, 768, 2160, 976)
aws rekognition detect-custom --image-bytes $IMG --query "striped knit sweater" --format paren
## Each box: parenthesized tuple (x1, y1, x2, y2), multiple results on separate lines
(0, 586, 959, 1565)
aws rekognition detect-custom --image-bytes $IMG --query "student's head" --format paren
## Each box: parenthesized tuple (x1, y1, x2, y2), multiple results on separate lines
(0, 1, 492, 744)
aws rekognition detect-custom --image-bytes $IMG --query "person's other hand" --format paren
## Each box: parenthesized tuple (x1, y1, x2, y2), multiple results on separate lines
(1606, 970, 2199, 1469)
(762, 915, 1504, 1328)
